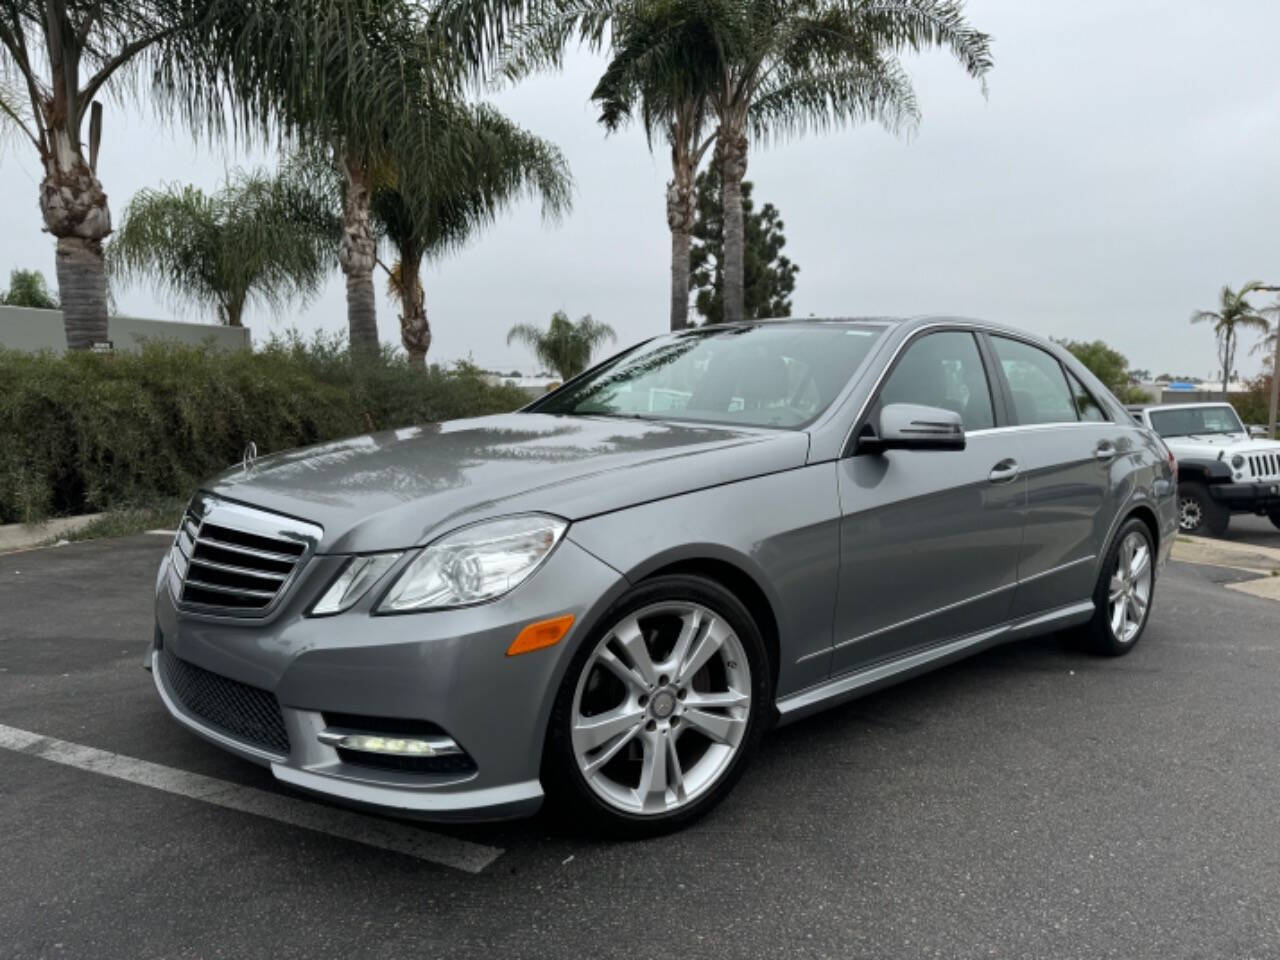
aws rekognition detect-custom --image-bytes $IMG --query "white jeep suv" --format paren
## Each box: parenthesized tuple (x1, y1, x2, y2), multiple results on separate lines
(1129, 402, 1280, 536)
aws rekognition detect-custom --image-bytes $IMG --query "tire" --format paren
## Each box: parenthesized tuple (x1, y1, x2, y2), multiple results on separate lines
(544, 574, 771, 837)
(1077, 518, 1157, 657)
(1177, 482, 1229, 537)
(1269, 509, 1280, 532)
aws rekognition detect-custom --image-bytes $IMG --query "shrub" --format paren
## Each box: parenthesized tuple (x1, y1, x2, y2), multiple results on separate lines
(0, 332, 529, 524)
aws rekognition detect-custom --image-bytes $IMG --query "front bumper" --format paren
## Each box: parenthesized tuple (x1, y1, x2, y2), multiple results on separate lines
(1208, 480, 1280, 511)
(152, 537, 627, 821)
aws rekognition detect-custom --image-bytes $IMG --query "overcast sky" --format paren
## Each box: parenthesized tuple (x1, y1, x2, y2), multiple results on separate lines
(3, 0, 1279, 378)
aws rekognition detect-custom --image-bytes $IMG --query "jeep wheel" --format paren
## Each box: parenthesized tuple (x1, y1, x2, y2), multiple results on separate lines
(1270, 508, 1280, 532)
(1177, 483, 1229, 537)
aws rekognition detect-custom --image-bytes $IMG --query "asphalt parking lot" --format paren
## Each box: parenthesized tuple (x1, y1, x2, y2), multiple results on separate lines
(3, 534, 1279, 960)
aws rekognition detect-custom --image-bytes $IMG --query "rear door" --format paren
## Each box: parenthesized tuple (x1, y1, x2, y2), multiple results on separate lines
(831, 329, 1026, 676)
(984, 334, 1125, 616)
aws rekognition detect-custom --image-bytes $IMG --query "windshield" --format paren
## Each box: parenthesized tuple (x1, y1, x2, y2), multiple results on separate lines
(530, 322, 886, 429)
(1148, 405, 1245, 437)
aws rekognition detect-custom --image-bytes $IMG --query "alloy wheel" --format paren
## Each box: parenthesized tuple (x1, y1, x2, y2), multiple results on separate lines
(570, 601, 752, 816)
(1108, 531, 1153, 644)
(1177, 496, 1202, 532)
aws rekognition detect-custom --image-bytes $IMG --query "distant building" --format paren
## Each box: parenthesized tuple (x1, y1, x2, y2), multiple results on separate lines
(482, 372, 561, 398)
(0, 305, 250, 354)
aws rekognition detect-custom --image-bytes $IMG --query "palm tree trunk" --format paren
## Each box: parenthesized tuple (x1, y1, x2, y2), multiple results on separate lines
(667, 160, 697, 331)
(1268, 330, 1280, 439)
(40, 143, 112, 350)
(397, 253, 431, 372)
(717, 129, 749, 326)
(338, 154, 379, 357)
(1222, 328, 1233, 401)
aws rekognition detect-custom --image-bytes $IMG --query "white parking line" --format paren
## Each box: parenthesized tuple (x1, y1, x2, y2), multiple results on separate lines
(0, 723, 503, 874)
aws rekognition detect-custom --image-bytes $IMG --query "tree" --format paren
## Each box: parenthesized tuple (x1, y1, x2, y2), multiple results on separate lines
(513, 0, 988, 328)
(0, 268, 58, 308)
(1190, 282, 1271, 401)
(0, 0, 541, 351)
(365, 103, 570, 370)
(108, 167, 339, 328)
(1054, 338, 1150, 404)
(587, 0, 719, 331)
(702, 0, 991, 325)
(1251, 306, 1279, 438)
(507, 310, 616, 381)
(689, 167, 796, 323)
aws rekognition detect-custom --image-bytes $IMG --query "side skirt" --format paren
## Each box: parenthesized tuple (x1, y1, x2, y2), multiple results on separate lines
(774, 600, 1095, 725)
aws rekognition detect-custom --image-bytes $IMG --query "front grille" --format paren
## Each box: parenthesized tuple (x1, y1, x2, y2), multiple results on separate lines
(160, 648, 290, 755)
(1247, 452, 1280, 480)
(170, 497, 316, 615)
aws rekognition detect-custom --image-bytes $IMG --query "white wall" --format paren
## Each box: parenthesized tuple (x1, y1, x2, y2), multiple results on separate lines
(0, 306, 250, 354)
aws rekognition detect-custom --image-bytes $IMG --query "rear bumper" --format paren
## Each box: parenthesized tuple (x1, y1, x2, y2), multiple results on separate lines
(151, 537, 629, 822)
(1208, 480, 1280, 511)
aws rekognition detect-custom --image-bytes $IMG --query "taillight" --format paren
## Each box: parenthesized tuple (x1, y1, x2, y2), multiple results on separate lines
(1168, 448, 1177, 481)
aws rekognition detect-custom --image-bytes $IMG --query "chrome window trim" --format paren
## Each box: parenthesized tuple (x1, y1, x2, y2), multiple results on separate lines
(839, 320, 1020, 456)
(839, 321, 1139, 456)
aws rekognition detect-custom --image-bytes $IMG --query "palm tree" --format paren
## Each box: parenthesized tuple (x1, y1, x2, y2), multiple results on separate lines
(507, 311, 617, 381)
(0, 0, 549, 350)
(1251, 303, 1279, 439)
(108, 167, 339, 328)
(513, 0, 991, 326)
(368, 102, 572, 370)
(1190, 282, 1271, 401)
(590, 2, 720, 330)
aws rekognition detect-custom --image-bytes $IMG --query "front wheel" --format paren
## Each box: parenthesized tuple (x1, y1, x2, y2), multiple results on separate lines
(1077, 518, 1157, 657)
(544, 575, 770, 837)
(1177, 482, 1229, 537)
(1269, 509, 1280, 532)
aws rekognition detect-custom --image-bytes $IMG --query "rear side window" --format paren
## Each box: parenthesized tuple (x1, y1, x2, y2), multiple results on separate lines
(991, 336, 1078, 425)
(879, 331, 995, 430)
(1066, 371, 1108, 422)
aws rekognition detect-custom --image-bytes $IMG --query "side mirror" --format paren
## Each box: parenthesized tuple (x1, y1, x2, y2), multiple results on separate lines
(861, 403, 966, 453)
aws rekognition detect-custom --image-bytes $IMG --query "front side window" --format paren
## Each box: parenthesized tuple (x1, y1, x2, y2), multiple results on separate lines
(1148, 405, 1245, 438)
(1067, 371, 1108, 422)
(991, 336, 1078, 425)
(878, 331, 995, 430)
(532, 322, 885, 429)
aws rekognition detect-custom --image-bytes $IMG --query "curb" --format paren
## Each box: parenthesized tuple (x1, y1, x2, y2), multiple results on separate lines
(0, 514, 105, 554)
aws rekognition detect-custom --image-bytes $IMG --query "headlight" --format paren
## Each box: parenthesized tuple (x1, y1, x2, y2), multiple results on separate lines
(311, 553, 403, 616)
(1231, 454, 1245, 469)
(378, 514, 568, 613)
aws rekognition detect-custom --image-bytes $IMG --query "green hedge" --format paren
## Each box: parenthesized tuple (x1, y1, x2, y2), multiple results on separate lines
(0, 333, 529, 524)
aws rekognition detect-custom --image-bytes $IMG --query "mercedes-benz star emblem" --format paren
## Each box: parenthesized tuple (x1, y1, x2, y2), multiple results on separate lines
(242, 441, 258, 474)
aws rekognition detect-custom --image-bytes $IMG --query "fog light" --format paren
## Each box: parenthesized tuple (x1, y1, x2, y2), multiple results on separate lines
(319, 731, 461, 756)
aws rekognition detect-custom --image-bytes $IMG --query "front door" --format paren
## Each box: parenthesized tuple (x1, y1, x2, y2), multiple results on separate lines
(831, 330, 1026, 676)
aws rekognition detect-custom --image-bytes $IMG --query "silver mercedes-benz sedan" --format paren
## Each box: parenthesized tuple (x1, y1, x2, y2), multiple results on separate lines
(151, 317, 1177, 835)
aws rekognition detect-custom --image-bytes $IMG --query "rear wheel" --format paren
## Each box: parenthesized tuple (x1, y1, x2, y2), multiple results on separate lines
(1077, 518, 1156, 657)
(1177, 482, 1229, 537)
(544, 575, 769, 837)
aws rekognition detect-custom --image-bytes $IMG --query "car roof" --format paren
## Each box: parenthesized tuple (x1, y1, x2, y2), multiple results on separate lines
(698, 315, 1022, 334)
(1133, 401, 1237, 411)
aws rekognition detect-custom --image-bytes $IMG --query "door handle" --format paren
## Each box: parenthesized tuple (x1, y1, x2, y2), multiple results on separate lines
(1094, 443, 1116, 462)
(989, 459, 1020, 483)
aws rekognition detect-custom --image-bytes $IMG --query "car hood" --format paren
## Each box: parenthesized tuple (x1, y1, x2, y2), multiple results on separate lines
(203, 412, 808, 553)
